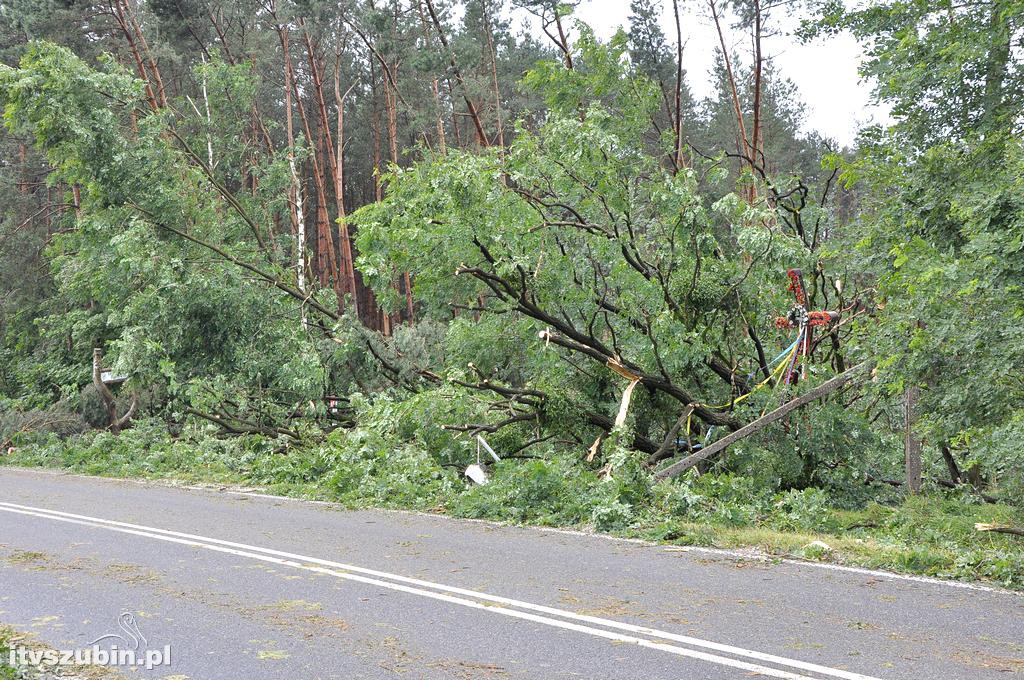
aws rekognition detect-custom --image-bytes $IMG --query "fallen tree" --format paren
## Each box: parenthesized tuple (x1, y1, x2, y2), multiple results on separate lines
(975, 524, 1024, 538)
(653, 362, 870, 481)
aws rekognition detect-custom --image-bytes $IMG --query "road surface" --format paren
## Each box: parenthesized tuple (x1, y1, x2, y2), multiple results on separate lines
(0, 467, 1021, 679)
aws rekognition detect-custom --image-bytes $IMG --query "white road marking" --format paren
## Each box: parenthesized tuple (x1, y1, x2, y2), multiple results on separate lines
(217, 487, 1017, 595)
(5, 467, 1014, 595)
(5, 466, 1012, 595)
(0, 501, 884, 680)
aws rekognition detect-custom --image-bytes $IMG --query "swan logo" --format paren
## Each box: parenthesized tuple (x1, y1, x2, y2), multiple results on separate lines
(7, 612, 172, 671)
(88, 611, 149, 649)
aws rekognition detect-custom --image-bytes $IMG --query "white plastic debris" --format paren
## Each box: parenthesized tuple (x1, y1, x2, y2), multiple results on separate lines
(464, 464, 489, 485)
(476, 435, 501, 463)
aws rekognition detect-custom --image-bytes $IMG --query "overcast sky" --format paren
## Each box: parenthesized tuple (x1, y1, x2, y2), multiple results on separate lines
(517, 1, 891, 148)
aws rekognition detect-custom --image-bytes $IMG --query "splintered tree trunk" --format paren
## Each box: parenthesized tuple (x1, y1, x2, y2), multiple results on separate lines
(286, 37, 338, 301)
(554, 12, 574, 70)
(111, 0, 159, 111)
(447, 77, 462, 147)
(120, 0, 167, 107)
(415, 0, 447, 152)
(92, 349, 119, 433)
(904, 386, 922, 494)
(384, 79, 400, 166)
(750, 0, 764, 171)
(315, 122, 340, 293)
(371, 62, 383, 202)
(301, 22, 340, 193)
(303, 22, 349, 306)
(431, 78, 447, 153)
(708, 0, 755, 203)
(481, 0, 505, 149)
(368, 65, 387, 334)
(380, 74, 415, 327)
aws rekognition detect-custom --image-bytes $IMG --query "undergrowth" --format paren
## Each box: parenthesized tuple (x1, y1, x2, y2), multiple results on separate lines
(4, 416, 1023, 590)
(0, 627, 26, 680)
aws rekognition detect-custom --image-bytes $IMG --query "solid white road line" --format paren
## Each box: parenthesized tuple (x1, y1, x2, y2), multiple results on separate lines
(0, 501, 885, 680)
(226, 485, 1013, 595)
(6, 466, 1014, 595)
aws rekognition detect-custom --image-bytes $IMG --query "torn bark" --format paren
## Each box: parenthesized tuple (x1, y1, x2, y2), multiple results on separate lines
(976, 524, 1024, 537)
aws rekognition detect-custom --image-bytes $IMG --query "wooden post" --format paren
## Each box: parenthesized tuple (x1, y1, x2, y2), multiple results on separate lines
(92, 348, 120, 433)
(904, 385, 922, 494)
(92, 348, 136, 434)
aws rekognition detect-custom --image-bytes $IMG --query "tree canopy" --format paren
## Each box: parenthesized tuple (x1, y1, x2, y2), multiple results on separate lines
(0, 0, 1021, 533)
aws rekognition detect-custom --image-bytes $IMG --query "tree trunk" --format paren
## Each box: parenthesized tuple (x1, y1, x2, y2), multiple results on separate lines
(671, 0, 685, 170)
(92, 348, 135, 434)
(981, 0, 1011, 132)
(423, 0, 489, 147)
(750, 0, 764, 170)
(334, 52, 359, 316)
(111, 0, 159, 112)
(940, 441, 962, 484)
(285, 30, 338, 302)
(416, 0, 448, 153)
(709, 0, 755, 203)
(482, 0, 505, 149)
(120, 0, 167, 107)
(904, 385, 922, 494)
(279, 22, 307, 326)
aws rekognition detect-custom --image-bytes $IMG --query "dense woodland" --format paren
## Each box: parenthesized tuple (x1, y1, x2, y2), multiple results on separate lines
(1, 0, 1023, 578)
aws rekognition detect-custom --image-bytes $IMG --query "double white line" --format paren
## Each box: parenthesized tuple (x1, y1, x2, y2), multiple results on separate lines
(0, 501, 883, 679)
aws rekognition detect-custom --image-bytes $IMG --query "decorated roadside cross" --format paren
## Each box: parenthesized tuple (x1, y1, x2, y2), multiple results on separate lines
(653, 269, 856, 481)
(773, 268, 839, 385)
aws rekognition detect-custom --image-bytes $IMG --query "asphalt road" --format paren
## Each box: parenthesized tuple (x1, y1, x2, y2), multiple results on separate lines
(0, 467, 1021, 679)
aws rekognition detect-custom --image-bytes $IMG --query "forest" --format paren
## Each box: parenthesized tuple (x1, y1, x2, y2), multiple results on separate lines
(1, 0, 1023, 587)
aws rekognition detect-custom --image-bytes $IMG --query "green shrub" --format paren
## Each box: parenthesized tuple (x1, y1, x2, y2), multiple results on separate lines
(0, 627, 26, 680)
(323, 427, 459, 509)
(768, 488, 836, 532)
(452, 456, 598, 525)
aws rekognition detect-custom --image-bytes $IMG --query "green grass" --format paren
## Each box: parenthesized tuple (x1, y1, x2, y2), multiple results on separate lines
(0, 626, 27, 680)
(0, 624, 122, 680)
(5, 423, 1024, 590)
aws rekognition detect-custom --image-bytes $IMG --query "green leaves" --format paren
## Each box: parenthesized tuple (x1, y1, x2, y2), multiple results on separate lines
(808, 0, 1024, 147)
(0, 41, 339, 432)
(351, 37, 835, 472)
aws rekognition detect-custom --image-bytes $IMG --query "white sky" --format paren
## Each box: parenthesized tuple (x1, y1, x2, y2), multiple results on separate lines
(519, 0, 892, 148)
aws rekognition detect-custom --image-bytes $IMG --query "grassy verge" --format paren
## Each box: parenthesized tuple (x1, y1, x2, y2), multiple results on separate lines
(0, 624, 118, 680)
(0, 626, 21, 680)
(4, 422, 1023, 591)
